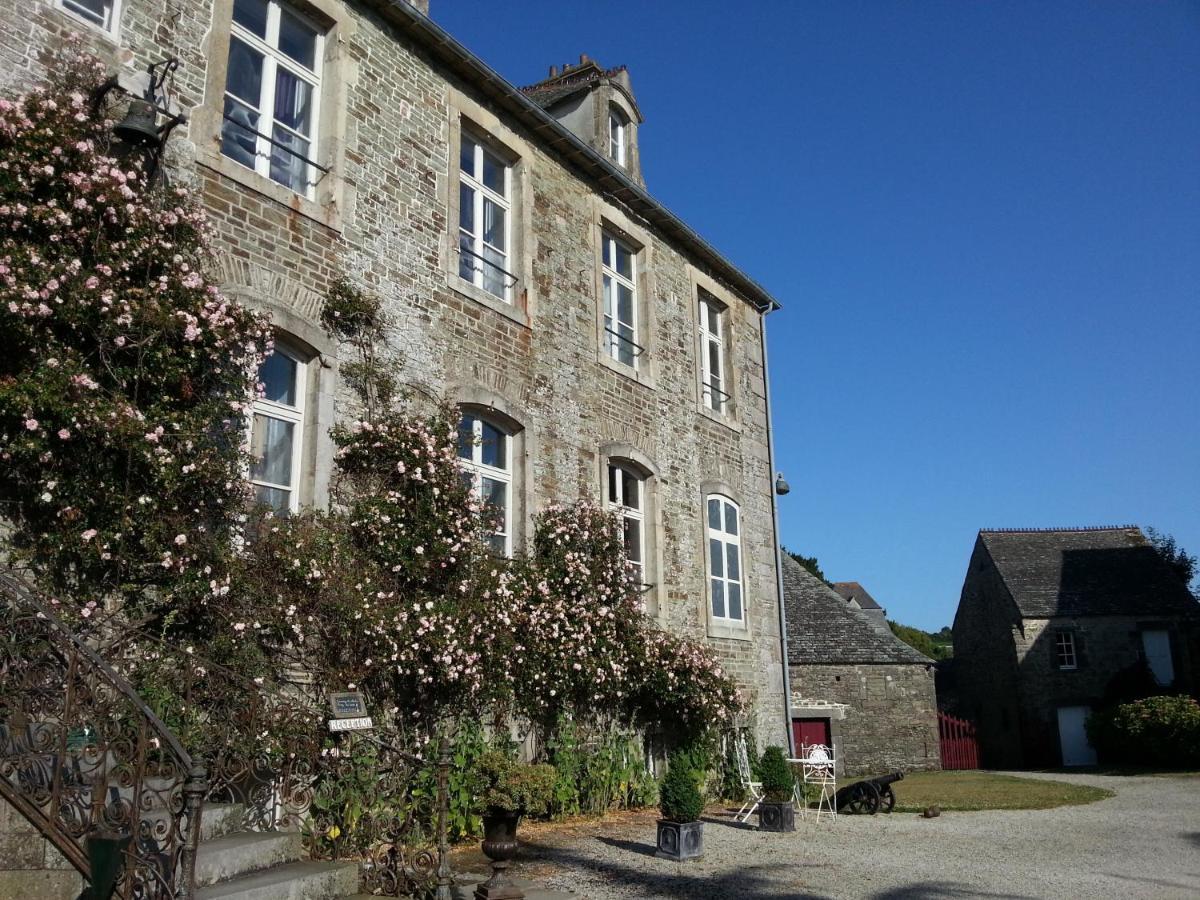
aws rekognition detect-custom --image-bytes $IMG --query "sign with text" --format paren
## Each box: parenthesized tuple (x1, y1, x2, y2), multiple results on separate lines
(327, 691, 373, 732)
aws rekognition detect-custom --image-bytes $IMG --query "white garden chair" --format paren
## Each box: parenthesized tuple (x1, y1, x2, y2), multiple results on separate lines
(733, 732, 764, 823)
(797, 743, 837, 820)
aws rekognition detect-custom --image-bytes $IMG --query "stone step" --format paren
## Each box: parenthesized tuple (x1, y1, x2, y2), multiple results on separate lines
(194, 860, 361, 900)
(195, 830, 306, 886)
(199, 803, 247, 842)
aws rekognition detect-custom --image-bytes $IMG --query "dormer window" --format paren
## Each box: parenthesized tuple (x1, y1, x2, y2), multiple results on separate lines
(608, 106, 629, 168)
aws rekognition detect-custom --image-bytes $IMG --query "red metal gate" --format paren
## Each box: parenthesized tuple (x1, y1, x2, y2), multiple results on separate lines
(938, 712, 980, 770)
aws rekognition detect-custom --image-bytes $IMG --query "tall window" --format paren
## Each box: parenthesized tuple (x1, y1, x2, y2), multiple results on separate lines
(602, 231, 638, 368)
(457, 413, 511, 555)
(221, 0, 323, 197)
(699, 296, 727, 413)
(608, 463, 645, 585)
(59, 0, 120, 32)
(458, 132, 512, 301)
(1054, 631, 1077, 670)
(250, 347, 305, 514)
(609, 106, 629, 167)
(707, 495, 744, 623)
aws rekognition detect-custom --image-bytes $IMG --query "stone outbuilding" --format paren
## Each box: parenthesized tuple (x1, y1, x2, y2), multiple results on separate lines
(951, 526, 1200, 768)
(782, 556, 941, 776)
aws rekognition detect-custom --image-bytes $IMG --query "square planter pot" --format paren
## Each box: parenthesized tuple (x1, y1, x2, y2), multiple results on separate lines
(758, 800, 796, 832)
(655, 819, 704, 861)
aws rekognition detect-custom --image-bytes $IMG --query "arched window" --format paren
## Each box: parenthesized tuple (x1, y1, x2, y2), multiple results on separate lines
(608, 462, 646, 585)
(249, 343, 307, 513)
(707, 494, 744, 623)
(458, 412, 512, 556)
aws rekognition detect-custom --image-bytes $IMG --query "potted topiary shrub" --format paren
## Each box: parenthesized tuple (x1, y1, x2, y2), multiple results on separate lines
(757, 745, 796, 832)
(655, 752, 705, 861)
(472, 750, 556, 900)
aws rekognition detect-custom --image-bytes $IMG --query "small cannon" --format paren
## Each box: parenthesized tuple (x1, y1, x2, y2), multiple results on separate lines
(834, 771, 904, 815)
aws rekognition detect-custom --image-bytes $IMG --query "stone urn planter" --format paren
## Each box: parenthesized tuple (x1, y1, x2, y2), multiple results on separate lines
(655, 818, 704, 861)
(474, 808, 524, 900)
(757, 799, 796, 832)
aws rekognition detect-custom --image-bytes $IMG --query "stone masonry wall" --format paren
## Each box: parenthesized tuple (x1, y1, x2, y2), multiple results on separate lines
(0, 0, 787, 755)
(0, 796, 83, 899)
(791, 664, 940, 776)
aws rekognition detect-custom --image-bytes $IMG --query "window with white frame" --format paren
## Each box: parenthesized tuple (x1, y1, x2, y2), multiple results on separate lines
(221, 0, 324, 197)
(602, 231, 639, 368)
(249, 346, 306, 514)
(457, 412, 512, 556)
(458, 131, 513, 301)
(1054, 631, 1077, 670)
(59, 0, 120, 33)
(699, 295, 728, 414)
(609, 106, 629, 168)
(608, 463, 646, 586)
(707, 495, 744, 623)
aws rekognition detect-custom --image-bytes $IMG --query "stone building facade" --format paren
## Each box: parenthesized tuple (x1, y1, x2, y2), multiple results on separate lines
(951, 527, 1200, 768)
(782, 556, 940, 776)
(0, 2, 788, 737)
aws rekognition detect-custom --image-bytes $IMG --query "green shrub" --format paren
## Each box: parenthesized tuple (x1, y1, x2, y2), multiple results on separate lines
(659, 754, 704, 823)
(473, 751, 557, 816)
(759, 745, 794, 801)
(1087, 695, 1200, 768)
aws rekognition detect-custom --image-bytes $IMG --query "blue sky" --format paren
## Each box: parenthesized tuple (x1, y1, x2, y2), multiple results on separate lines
(433, 1, 1200, 631)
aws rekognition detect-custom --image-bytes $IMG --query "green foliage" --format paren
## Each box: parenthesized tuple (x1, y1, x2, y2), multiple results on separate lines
(441, 722, 487, 840)
(307, 738, 387, 858)
(716, 729, 758, 802)
(1087, 695, 1200, 768)
(1146, 527, 1198, 596)
(659, 753, 704, 823)
(471, 750, 556, 816)
(544, 719, 657, 818)
(783, 547, 828, 584)
(758, 745, 794, 801)
(888, 621, 953, 660)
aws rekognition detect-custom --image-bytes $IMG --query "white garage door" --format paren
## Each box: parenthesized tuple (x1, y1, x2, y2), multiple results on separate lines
(1141, 630, 1174, 686)
(1057, 706, 1097, 767)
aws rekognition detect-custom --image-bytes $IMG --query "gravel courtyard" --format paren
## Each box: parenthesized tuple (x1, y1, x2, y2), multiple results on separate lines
(484, 772, 1200, 899)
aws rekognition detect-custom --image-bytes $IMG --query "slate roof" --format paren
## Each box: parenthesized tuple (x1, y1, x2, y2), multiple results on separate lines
(522, 81, 589, 110)
(782, 555, 931, 665)
(832, 581, 882, 611)
(979, 526, 1199, 619)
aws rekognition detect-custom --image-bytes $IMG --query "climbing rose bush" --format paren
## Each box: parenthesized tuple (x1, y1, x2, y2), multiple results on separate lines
(0, 49, 268, 609)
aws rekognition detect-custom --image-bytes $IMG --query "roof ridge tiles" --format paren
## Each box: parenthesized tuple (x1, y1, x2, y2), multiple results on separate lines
(980, 525, 1140, 534)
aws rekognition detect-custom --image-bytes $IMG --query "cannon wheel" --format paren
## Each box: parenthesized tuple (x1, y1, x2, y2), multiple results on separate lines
(841, 781, 880, 815)
(879, 785, 896, 813)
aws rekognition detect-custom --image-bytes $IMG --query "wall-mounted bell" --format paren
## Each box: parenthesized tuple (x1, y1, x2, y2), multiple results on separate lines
(113, 98, 161, 147)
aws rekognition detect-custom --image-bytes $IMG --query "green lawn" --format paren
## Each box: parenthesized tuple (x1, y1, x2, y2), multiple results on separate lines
(887, 770, 1113, 812)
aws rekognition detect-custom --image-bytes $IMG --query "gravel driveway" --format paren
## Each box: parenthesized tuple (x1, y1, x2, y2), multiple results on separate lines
(499, 772, 1200, 899)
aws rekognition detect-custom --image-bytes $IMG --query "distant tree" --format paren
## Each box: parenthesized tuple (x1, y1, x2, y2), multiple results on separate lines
(888, 621, 952, 661)
(783, 547, 828, 584)
(1146, 527, 1198, 596)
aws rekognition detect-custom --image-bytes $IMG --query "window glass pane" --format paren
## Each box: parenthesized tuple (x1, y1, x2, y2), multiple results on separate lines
(258, 351, 297, 406)
(725, 502, 739, 536)
(460, 136, 476, 177)
(617, 284, 634, 326)
(482, 198, 506, 252)
(711, 579, 725, 618)
(487, 533, 507, 555)
(708, 340, 722, 380)
(273, 69, 313, 135)
(617, 324, 635, 367)
(608, 464, 619, 504)
(622, 469, 640, 510)
(269, 127, 309, 191)
(726, 543, 740, 582)
(250, 415, 294, 486)
(233, 0, 269, 37)
(481, 476, 507, 518)
(707, 498, 721, 530)
(709, 538, 723, 577)
(602, 275, 613, 318)
(255, 483, 291, 513)
(279, 9, 319, 70)
(482, 246, 506, 299)
(225, 39, 264, 104)
(602, 236, 612, 269)
(482, 149, 505, 194)
(480, 420, 506, 469)
(221, 97, 260, 168)
(457, 415, 476, 460)
(63, 0, 108, 28)
(623, 518, 642, 563)
(459, 183, 476, 234)
(458, 232, 475, 282)
(615, 242, 633, 279)
(728, 583, 742, 620)
(459, 470, 475, 493)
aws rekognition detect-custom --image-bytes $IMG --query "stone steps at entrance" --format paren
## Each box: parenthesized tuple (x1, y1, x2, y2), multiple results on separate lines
(193, 859, 362, 900)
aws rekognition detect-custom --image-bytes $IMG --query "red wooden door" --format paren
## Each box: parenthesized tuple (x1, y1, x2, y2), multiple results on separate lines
(792, 717, 831, 751)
